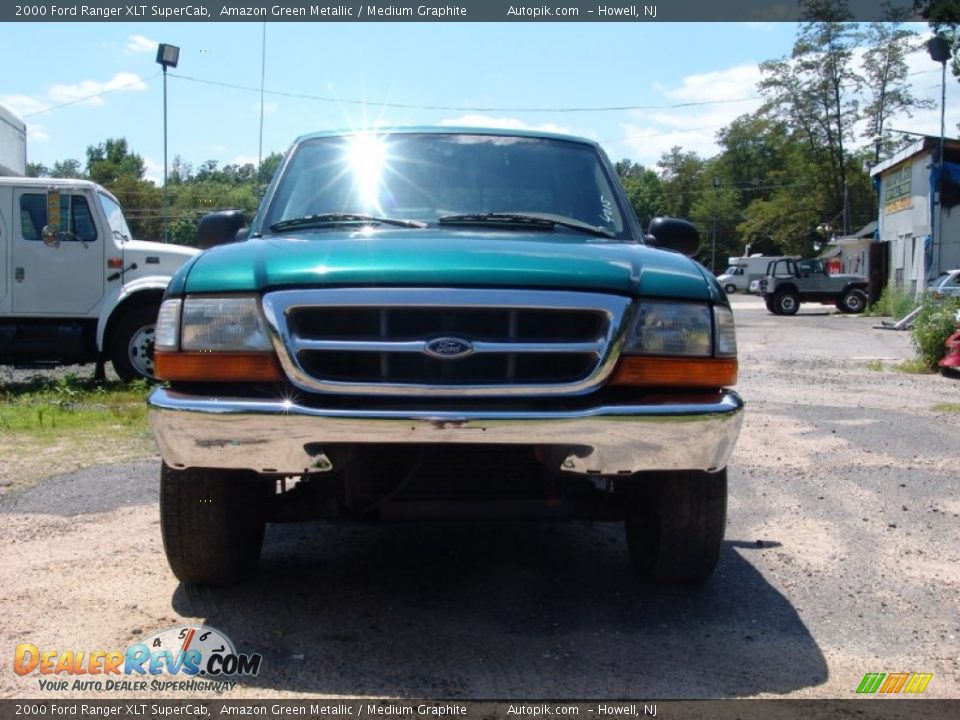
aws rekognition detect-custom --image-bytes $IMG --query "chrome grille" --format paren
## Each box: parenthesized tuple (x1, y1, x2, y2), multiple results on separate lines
(261, 289, 631, 396)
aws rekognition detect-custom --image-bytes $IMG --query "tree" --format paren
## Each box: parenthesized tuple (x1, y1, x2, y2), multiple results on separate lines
(915, 1, 960, 78)
(615, 159, 664, 229)
(759, 0, 861, 233)
(861, 19, 932, 163)
(657, 147, 706, 220)
(86, 138, 146, 185)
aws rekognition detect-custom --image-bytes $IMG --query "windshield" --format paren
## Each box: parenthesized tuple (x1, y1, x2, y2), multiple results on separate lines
(264, 133, 628, 238)
(98, 192, 133, 241)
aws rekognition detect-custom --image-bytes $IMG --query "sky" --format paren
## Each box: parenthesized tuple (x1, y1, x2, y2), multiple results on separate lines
(1, 21, 957, 185)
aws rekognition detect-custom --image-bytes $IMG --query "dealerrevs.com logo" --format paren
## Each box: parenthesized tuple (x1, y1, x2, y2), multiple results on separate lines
(14, 626, 262, 692)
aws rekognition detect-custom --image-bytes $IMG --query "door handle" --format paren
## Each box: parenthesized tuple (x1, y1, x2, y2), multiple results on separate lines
(15, 267, 24, 282)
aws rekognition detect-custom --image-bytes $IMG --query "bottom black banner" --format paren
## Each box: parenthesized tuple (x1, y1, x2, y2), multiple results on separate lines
(2, 700, 959, 720)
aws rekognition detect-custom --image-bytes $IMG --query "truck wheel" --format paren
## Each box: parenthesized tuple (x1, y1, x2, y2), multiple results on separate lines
(764, 297, 779, 314)
(110, 305, 159, 381)
(160, 462, 269, 586)
(724, 283, 737, 295)
(838, 288, 868, 314)
(624, 469, 727, 584)
(774, 291, 800, 316)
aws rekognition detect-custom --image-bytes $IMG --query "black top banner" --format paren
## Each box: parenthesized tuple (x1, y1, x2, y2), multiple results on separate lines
(0, 0, 943, 23)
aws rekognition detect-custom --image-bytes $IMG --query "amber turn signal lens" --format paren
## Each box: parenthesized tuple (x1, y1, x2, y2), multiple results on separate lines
(609, 356, 737, 388)
(155, 352, 284, 382)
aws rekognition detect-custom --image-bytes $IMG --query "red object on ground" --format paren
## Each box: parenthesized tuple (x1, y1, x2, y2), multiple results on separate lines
(940, 329, 960, 369)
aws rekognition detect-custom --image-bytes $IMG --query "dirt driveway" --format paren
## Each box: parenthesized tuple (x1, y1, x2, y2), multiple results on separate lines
(1, 294, 958, 699)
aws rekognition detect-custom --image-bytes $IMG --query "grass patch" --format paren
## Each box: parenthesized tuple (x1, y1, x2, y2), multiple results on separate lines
(865, 359, 884, 372)
(0, 374, 150, 435)
(932, 402, 960, 413)
(894, 358, 934, 374)
(0, 374, 156, 489)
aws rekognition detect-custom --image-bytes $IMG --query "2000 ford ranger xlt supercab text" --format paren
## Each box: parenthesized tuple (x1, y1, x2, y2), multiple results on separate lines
(148, 128, 744, 586)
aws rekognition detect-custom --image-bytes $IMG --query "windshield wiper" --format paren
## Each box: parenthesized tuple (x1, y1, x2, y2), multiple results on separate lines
(438, 212, 615, 239)
(270, 213, 427, 232)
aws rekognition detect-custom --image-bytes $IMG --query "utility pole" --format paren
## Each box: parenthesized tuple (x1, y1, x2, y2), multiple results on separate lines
(711, 176, 720, 274)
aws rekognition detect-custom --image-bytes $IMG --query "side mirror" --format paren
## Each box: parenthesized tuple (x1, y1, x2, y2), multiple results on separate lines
(197, 210, 245, 249)
(646, 217, 700, 257)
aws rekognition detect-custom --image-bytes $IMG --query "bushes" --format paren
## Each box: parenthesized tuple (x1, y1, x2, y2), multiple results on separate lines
(866, 285, 918, 319)
(911, 296, 960, 369)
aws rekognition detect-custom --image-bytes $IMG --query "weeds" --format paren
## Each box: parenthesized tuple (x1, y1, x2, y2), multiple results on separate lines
(865, 286, 918, 320)
(932, 402, 960, 413)
(865, 359, 884, 372)
(0, 373, 150, 435)
(894, 358, 933, 374)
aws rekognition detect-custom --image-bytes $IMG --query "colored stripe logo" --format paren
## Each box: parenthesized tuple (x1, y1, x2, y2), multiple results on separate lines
(857, 672, 933, 694)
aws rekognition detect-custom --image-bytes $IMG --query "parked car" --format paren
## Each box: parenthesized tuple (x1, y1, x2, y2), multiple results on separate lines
(148, 128, 744, 586)
(927, 269, 960, 298)
(0, 178, 198, 380)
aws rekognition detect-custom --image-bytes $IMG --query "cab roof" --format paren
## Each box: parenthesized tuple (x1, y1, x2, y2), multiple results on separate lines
(293, 126, 600, 148)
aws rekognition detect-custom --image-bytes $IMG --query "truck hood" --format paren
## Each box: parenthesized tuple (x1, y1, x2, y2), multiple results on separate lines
(124, 238, 199, 262)
(176, 229, 711, 300)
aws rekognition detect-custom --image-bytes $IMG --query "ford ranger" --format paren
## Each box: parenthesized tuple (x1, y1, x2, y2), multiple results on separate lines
(148, 128, 744, 586)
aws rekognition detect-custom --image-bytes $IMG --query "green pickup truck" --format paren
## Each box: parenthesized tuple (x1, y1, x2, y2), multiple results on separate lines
(148, 128, 744, 586)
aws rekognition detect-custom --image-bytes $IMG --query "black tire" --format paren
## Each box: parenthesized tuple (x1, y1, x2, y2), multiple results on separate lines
(764, 297, 780, 315)
(774, 291, 800, 316)
(624, 469, 727, 584)
(838, 288, 868, 314)
(724, 284, 737, 295)
(110, 305, 159, 382)
(160, 462, 269, 586)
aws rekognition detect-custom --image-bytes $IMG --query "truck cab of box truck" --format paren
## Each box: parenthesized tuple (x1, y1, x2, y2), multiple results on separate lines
(0, 177, 198, 380)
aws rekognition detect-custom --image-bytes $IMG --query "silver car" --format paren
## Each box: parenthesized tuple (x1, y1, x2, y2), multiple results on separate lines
(928, 269, 960, 297)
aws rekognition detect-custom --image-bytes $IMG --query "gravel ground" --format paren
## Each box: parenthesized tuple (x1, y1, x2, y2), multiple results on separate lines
(1, 294, 958, 700)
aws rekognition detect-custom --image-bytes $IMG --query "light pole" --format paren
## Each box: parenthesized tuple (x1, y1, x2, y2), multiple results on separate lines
(156, 43, 180, 243)
(927, 35, 950, 279)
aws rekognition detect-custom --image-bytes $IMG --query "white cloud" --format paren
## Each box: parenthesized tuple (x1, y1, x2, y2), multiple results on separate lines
(27, 124, 48, 142)
(143, 156, 163, 186)
(48, 72, 148, 106)
(124, 34, 157, 55)
(614, 63, 765, 165)
(438, 114, 575, 136)
(658, 64, 762, 104)
(0, 94, 49, 118)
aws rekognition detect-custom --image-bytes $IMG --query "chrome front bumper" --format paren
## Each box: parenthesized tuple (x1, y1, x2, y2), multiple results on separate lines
(148, 387, 744, 476)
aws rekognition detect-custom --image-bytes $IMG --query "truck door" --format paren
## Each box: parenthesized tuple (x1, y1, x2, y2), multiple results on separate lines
(11, 188, 105, 315)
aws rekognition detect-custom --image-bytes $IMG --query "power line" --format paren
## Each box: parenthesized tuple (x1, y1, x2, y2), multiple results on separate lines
(169, 71, 762, 114)
(20, 72, 161, 118)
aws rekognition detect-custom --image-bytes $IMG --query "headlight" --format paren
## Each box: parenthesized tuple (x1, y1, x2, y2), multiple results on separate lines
(624, 301, 713, 356)
(154, 299, 181, 351)
(714, 306, 737, 357)
(153, 296, 281, 383)
(179, 296, 272, 351)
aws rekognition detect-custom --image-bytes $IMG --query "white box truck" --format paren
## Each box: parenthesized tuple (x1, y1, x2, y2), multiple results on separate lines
(717, 255, 792, 294)
(0, 105, 27, 177)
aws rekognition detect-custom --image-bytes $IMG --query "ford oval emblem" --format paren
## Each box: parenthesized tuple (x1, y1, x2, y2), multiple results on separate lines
(424, 337, 474, 360)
